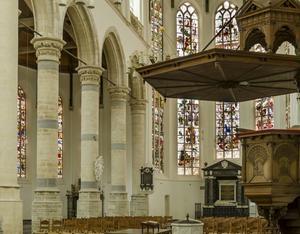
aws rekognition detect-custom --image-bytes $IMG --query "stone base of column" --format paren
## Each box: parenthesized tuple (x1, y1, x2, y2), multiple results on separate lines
(107, 192, 129, 216)
(77, 190, 101, 218)
(130, 194, 149, 216)
(32, 189, 62, 234)
(0, 186, 22, 234)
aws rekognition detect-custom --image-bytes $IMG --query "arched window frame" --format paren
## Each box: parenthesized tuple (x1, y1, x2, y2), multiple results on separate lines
(176, 2, 200, 175)
(176, 2, 199, 57)
(17, 85, 26, 178)
(215, 1, 239, 49)
(216, 102, 240, 159)
(150, 0, 164, 61)
(57, 96, 63, 178)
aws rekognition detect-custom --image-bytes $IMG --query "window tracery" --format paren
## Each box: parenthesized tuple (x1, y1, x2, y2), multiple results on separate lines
(152, 90, 164, 172)
(216, 102, 240, 159)
(150, 0, 163, 61)
(176, 3, 200, 175)
(215, 1, 239, 49)
(57, 96, 63, 178)
(176, 2, 199, 56)
(177, 99, 200, 175)
(17, 86, 26, 178)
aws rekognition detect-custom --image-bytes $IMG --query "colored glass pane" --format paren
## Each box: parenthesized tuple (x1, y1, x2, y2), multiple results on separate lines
(176, 2, 198, 56)
(216, 102, 240, 159)
(176, 3, 200, 175)
(177, 99, 200, 175)
(215, 1, 239, 49)
(150, 0, 163, 61)
(255, 97, 274, 130)
(152, 90, 164, 172)
(17, 86, 26, 178)
(250, 44, 274, 130)
(58, 96, 63, 178)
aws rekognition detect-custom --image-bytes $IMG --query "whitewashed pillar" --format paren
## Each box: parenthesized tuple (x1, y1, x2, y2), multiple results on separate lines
(107, 86, 130, 216)
(31, 37, 65, 233)
(0, 1, 22, 233)
(77, 65, 103, 217)
(130, 99, 149, 216)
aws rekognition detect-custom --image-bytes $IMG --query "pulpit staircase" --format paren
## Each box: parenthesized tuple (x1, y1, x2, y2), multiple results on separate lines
(279, 197, 300, 234)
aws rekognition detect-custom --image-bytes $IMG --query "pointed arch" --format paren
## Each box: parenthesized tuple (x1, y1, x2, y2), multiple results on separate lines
(176, 2, 199, 56)
(176, 2, 200, 175)
(102, 29, 126, 87)
(66, 3, 100, 66)
(215, 1, 239, 49)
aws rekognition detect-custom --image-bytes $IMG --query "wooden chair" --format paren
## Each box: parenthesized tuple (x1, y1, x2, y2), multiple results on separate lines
(202, 217, 216, 234)
(246, 217, 260, 234)
(230, 217, 246, 234)
(216, 217, 231, 234)
(52, 219, 62, 232)
(40, 219, 50, 233)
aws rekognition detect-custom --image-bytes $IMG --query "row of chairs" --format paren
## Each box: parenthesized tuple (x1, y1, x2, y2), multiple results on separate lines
(40, 216, 172, 233)
(200, 217, 268, 234)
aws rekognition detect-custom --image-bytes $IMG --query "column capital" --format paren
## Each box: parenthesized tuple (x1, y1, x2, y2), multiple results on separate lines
(77, 65, 103, 85)
(31, 36, 66, 62)
(131, 99, 147, 113)
(109, 86, 130, 101)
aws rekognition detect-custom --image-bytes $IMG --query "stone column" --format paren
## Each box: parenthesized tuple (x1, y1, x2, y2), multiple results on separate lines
(31, 37, 65, 233)
(107, 86, 130, 216)
(0, 1, 22, 233)
(130, 99, 149, 216)
(77, 66, 103, 217)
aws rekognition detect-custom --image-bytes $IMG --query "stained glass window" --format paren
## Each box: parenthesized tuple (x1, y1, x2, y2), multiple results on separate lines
(255, 97, 274, 130)
(152, 90, 164, 172)
(57, 96, 63, 178)
(215, 1, 239, 49)
(176, 2, 199, 57)
(250, 44, 274, 130)
(17, 86, 26, 178)
(216, 102, 240, 159)
(150, 0, 163, 61)
(176, 3, 200, 175)
(177, 99, 200, 175)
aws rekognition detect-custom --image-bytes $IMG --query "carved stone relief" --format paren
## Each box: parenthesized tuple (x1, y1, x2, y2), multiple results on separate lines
(273, 143, 298, 183)
(247, 144, 269, 182)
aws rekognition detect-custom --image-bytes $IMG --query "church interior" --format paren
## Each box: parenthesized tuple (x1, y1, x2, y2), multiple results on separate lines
(1, 0, 300, 233)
